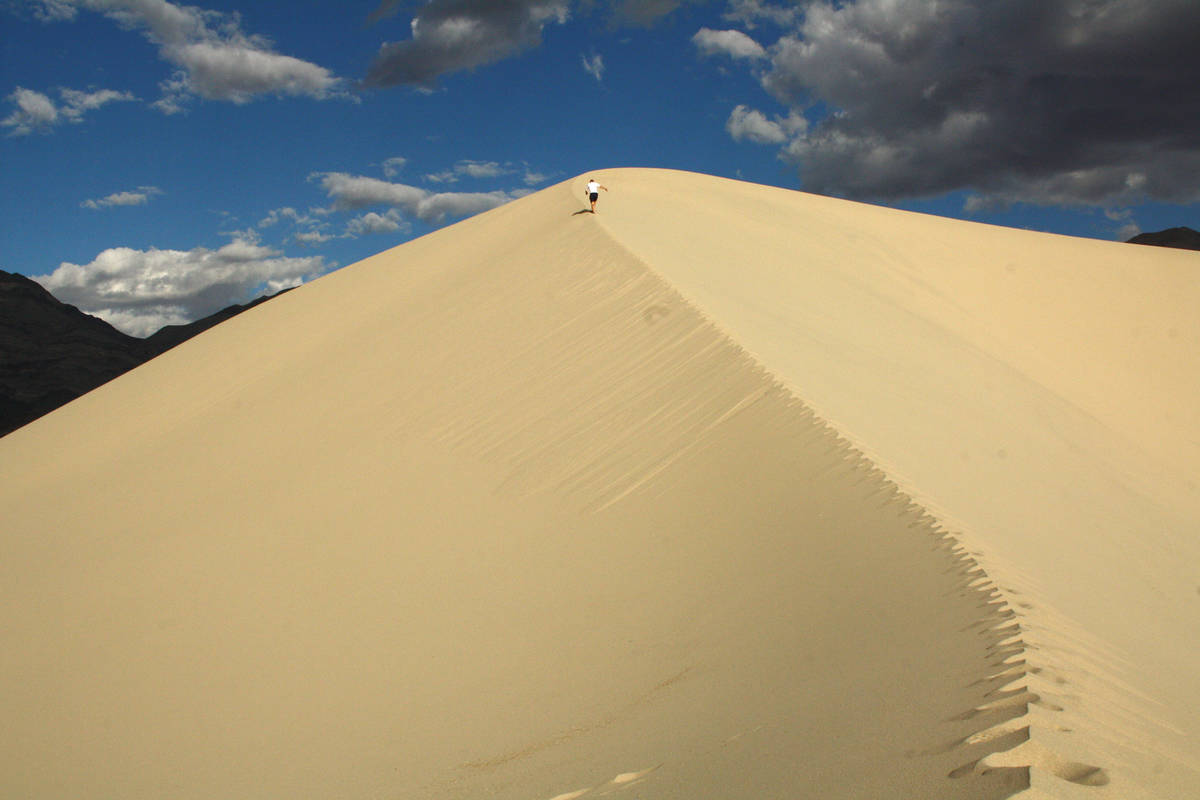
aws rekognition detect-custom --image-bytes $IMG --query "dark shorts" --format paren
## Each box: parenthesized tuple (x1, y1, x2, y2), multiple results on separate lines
(589, 192, 598, 202)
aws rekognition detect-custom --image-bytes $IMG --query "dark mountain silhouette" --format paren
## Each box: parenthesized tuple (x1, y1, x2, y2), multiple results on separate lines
(1126, 227, 1200, 251)
(0, 270, 286, 437)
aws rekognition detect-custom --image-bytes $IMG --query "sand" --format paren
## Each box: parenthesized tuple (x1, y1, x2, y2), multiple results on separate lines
(2, 168, 1197, 799)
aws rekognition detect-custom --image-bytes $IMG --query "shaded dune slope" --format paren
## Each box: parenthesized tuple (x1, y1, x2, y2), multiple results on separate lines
(591, 169, 1200, 798)
(1, 171, 1193, 798)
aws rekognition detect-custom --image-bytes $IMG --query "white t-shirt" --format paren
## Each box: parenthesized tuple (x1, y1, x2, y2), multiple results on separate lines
(587, 181, 600, 194)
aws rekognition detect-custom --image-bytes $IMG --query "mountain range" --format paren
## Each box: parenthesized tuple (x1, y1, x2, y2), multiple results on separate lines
(0, 270, 284, 437)
(1126, 226, 1200, 250)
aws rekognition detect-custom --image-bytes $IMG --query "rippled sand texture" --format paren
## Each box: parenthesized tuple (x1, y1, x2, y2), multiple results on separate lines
(3, 169, 1197, 798)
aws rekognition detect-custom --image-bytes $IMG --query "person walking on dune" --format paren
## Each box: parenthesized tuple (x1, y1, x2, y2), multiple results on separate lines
(585, 178, 608, 213)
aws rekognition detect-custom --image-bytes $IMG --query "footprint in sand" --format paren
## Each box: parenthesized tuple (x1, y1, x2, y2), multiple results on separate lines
(1056, 763, 1109, 786)
(643, 304, 670, 324)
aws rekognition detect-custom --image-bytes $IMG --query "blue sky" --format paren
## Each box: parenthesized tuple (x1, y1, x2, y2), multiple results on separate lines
(3, 0, 1198, 335)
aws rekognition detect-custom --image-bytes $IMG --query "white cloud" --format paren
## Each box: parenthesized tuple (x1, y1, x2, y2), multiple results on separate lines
(293, 230, 334, 245)
(692, 27, 765, 60)
(2, 86, 135, 135)
(59, 87, 135, 118)
(81, 185, 162, 209)
(1114, 221, 1141, 241)
(35, 0, 348, 112)
(2, 89, 58, 135)
(726, 104, 805, 144)
(1104, 208, 1141, 241)
(457, 160, 506, 179)
(258, 206, 301, 228)
(258, 206, 334, 246)
(721, 0, 800, 29)
(317, 173, 428, 208)
(32, 0, 79, 21)
(33, 237, 328, 336)
(425, 159, 511, 184)
(424, 169, 458, 184)
(161, 40, 345, 106)
(345, 209, 409, 237)
(419, 190, 516, 221)
(582, 52, 605, 81)
(382, 156, 408, 177)
(313, 171, 517, 224)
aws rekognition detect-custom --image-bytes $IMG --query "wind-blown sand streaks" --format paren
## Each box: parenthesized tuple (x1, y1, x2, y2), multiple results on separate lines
(2, 169, 1197, 798)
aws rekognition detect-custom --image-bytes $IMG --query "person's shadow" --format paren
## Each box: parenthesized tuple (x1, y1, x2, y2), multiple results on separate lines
(571, 209, 594, 216)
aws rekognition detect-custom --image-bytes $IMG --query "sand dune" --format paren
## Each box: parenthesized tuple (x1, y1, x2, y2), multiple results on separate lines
(2, 169, 1197, 798)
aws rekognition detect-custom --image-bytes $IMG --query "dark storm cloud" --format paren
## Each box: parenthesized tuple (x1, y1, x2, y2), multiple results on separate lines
(759, 0, 1200, 207)
(608, 0, 695, 26)
(362, 0, 694, 87)
(363, 0, 571, 88)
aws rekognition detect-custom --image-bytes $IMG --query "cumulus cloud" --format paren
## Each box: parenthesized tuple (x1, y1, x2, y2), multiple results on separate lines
(721, 0, 799, 29)
(293, 230, 334, 245)
(345, 209, 410, 237)
(257, 206, 334, 246)
(2, 89, 59, 135)
(748, 0, 1200, 208)
(364, 0, 570, 88)
(33, 0, 347, 111)
(582, 52, 605, 81)
(726, 104, 805, 144)
(313, 172, 518, 224)
(1105, 208, 1141, 241)
(31, 0, 79, 21)
(33, 237, 328, 337)
(425, 159, 512, 183)
(523, 169, 552, 185)
(2, 86, 135, 135)
(81, 185, 162, 209)
(382, 156, 408, 177)
(692, 27, 765, 59)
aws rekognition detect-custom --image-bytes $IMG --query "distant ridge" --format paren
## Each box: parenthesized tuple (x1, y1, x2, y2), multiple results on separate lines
(1126, 226, 1200, 250)
(0, 270, 285, 437)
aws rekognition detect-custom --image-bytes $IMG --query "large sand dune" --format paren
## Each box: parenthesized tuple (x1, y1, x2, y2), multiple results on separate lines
(2, 169, 1197, 798)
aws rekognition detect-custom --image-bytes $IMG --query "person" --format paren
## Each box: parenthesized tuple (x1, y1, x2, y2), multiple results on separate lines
(585, 178, 608, 213)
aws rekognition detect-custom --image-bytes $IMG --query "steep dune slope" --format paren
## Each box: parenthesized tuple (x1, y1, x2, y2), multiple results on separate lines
(590, 168, 1200, 797)
(2, 170, 1195, 798)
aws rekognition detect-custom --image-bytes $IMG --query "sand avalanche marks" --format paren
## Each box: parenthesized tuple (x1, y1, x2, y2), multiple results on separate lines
(543, 765, 661, 800)
(547, 791, 590, 800)
(609, 766, 658, 785)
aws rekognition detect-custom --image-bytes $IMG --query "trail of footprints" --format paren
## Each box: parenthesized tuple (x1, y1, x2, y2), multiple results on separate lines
(942, 582, 1110, 789)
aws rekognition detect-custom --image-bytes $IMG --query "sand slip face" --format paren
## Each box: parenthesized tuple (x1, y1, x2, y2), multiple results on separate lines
(589, 168, 1200, 797)
(0, 174, 1036, 798)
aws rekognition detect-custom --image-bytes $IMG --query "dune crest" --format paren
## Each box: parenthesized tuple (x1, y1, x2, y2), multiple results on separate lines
(2, 169, 1197, 798)
(589, 168, 1200, 797)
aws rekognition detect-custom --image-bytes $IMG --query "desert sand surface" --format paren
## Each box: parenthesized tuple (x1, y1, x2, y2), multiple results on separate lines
(2, 168, 1197, 799)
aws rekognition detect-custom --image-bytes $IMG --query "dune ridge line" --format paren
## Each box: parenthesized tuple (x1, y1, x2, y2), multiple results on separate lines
(582, 168, 1200, 797)
(1, 168, 1196, 798)
(574, 175, 1057, 788)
